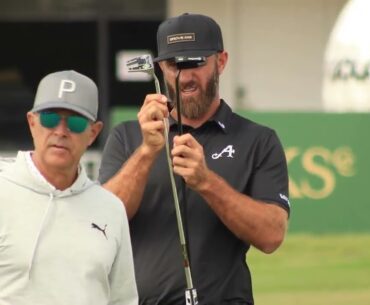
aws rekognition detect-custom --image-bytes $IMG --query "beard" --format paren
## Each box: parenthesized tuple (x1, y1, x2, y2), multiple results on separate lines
(166, 64, 219, 120)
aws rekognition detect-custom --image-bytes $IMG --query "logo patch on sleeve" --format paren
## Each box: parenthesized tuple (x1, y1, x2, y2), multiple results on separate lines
(279, 193, 291, 207)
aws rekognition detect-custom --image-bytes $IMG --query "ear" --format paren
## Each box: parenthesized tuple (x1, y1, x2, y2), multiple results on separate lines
(87, 121, 103, 146)
(27, 112, 37, 137)
(158, 61, 165, 71)
(217, 51, 228, 75)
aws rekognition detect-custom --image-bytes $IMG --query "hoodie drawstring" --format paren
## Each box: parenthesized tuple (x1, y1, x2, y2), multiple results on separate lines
(28, 192, 55, 279)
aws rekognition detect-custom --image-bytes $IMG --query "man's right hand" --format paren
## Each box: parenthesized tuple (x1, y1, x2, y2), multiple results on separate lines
(137, 94, 169, 155)
(102, 94, 169, 219)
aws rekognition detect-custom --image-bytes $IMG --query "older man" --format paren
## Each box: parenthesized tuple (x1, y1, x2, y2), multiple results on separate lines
(0, 70, 138, 305)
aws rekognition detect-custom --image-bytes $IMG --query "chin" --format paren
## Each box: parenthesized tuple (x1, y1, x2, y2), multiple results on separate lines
(45, 155, 74, 169)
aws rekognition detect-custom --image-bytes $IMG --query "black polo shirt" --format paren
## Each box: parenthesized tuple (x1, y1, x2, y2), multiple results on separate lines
(99, 100, 290, 305)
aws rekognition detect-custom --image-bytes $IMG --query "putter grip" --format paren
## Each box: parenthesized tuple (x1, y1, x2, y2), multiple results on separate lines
(185, 288, 198, 305)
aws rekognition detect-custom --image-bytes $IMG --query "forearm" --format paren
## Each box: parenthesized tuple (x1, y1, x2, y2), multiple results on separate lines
(198, 170, 288, 253)
(103, 145, 159, 219)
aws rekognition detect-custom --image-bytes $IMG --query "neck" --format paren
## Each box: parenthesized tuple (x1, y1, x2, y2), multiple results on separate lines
(171, 99, 221, 129)
(43, 170, 78, 191)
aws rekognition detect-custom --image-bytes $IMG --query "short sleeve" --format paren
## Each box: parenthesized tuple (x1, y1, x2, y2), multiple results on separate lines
(98, 126, 129, 184)
(247, 130, 290, 214)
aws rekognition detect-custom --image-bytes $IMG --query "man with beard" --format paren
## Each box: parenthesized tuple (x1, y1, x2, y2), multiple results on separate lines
(99, 13, 290, 305)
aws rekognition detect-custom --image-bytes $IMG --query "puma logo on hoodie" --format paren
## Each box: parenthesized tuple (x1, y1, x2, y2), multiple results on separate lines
(91, 223, 108, 239)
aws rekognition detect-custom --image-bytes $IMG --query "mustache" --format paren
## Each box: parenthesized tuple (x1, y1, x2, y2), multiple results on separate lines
(166, 80, 197, 99)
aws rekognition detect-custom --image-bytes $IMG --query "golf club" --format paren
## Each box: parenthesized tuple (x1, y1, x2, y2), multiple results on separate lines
(169, 55, 207, 305)
(126, 55, 161, 94)
(126, 54, 199, 305)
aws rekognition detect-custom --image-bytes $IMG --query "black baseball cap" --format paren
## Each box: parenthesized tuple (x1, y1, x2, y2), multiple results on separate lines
(154, 13, 224, 62)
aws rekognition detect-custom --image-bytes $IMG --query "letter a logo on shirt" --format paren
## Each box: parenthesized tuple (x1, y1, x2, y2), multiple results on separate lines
(212, 145, 235, 159)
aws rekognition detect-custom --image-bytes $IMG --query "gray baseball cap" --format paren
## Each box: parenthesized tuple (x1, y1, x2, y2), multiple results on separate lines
(31, 70, 98, 121)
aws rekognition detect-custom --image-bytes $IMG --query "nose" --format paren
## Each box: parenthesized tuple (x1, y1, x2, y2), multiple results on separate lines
(53, 117, 69, 135)
(178, 68, 194, 83)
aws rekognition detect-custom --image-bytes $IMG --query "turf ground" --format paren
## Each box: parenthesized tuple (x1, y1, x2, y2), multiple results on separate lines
(248, 234, 370, 305)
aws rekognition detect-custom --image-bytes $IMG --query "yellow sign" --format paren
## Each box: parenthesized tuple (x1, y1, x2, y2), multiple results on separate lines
(286, 146, 356, 200)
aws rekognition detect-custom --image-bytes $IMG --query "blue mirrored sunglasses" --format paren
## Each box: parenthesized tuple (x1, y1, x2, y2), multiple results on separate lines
(39, 111, 89, 133)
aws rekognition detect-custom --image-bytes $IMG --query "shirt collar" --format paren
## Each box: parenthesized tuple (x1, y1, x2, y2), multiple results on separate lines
(25, 151, 56, 190)
(168, 99, 232, 133)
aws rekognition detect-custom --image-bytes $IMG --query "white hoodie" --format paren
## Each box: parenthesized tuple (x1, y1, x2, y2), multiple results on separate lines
(0, 151, 138, 305)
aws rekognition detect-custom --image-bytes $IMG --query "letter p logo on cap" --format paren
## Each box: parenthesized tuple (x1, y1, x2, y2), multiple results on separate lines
(58, 79, 76, 99)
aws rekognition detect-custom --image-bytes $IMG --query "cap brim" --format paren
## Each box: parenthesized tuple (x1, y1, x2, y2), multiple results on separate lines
(31, 101, 96, 121)
(153, 49, 217, 62)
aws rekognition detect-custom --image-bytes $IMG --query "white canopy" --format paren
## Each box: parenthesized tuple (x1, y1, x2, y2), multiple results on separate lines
(322, 0, 370, 112)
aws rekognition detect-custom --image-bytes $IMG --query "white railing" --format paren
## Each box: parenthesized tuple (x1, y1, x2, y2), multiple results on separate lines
(0, 150, 102, 181)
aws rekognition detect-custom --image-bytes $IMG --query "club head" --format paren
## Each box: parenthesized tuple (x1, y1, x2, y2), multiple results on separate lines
(126, 55, 154, 74)
(175, 56, 206, 69)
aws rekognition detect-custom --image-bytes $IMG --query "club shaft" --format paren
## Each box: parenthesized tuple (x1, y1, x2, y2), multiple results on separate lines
(164, 119, 194, 290)
(175, 71, 183, 135)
